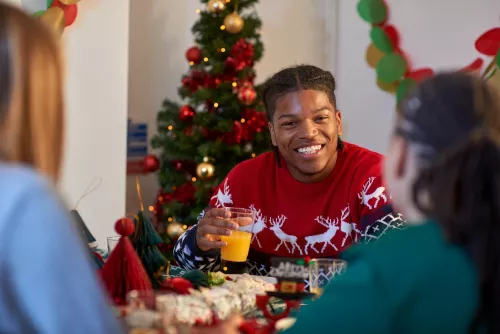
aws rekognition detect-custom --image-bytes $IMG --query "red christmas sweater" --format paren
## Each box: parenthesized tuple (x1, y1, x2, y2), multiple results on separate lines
(174, 142, 405, 275)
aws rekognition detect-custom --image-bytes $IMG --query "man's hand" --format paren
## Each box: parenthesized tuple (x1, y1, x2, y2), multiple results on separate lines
(196, 208, 238, 251)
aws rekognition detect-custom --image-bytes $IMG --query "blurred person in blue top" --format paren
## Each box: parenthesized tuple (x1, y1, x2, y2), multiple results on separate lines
(0, 3, 124, 334)
(210, 72, 500, 333)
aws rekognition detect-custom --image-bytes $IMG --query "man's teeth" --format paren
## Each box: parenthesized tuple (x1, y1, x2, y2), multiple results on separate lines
(297, 145, 322, 154)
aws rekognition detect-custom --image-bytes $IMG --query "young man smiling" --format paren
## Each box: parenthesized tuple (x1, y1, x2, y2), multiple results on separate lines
(174, 65, 404, 274)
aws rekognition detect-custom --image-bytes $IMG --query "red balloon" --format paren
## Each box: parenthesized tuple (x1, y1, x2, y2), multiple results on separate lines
(475, 28, 500, 56)
(143, 154, 160, 173)
(460, 58, 484, 73)
(408, 68, 434, 82)
(186, 46, 202, 64)
(383, 25, 400, 49)
(63, 4, 77, 26)
(179, 105, 195, 122)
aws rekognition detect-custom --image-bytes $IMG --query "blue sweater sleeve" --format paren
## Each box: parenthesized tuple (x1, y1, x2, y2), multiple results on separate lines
(173, 208, 221, 272)
(4, 182, 125, 334)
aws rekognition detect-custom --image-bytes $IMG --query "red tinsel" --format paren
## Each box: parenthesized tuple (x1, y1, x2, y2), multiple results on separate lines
(240, 108, 267, 141)
(100, 218, 152, 305)
(172, 182, 196, 204)
(182, 71, 213, 92)
(230, 38, 255, 71)
(222, 121, 243, 145)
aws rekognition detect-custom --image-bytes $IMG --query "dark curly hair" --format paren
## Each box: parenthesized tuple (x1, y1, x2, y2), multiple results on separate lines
(262, 64, 343, 167)
(396, 72, 500, 334)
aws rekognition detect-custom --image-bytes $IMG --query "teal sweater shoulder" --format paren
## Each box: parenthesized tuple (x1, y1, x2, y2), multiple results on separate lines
(287, 222, 478, 334)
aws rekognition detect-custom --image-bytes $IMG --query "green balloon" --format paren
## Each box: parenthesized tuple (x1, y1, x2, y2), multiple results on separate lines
(33, 10, 45, 17)
(357, 0, 387, 24)
(396, 78, 417, 104)
(377, 53, 408, 84)
(370, 27, 393, 53)
(47, 0, 53, 9)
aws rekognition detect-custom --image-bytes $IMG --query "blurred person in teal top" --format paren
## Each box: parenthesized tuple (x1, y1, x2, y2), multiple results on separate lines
(0, 4, 124, 334)
(212, 72, 500, 333)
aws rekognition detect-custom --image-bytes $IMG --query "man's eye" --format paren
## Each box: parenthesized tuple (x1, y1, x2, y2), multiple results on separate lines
(315, 116, 328, 123)
(282, 122, 296, 127)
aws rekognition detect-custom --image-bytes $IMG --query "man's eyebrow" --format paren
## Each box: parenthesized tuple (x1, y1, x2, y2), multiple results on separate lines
(277, 107, 331, 120)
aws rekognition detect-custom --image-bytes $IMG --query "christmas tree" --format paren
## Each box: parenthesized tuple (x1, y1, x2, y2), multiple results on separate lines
(151, 0, 269, 258)
(71, 209, 98, 248)
(100, 218, 152, 305)
(70, 209, 104, 269)
(133, 211, 169, 288)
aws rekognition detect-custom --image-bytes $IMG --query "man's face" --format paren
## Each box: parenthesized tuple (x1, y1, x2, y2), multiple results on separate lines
(268, 89, 342, 182)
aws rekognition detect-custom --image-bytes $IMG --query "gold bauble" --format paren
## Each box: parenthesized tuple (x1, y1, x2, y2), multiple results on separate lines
(196, 158, 215, 180)
(224, 12, 244, 34)
(167, 221, 185, 240)
(39, 7, 65, 37)
(207, 0, 226, 13)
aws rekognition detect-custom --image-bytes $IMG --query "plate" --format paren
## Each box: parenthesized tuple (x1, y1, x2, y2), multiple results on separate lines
(226, 274, 277, 285)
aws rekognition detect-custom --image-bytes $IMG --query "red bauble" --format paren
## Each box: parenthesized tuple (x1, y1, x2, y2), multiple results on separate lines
(172, 182, 196, 204)
(233, 121, 243, 143)
(115, 218, 135, 237)
(237, 84, 257, 106)
(179, 105, 195, 122)
(143, 154, 160, 173)
(186, 46, 202, 63)
(224, 57, 238, 72)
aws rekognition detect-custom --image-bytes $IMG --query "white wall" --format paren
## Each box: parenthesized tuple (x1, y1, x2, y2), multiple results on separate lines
(58, 0, 130, 248)
(336, 0, 500, 154)
(3, 0, 130, 248)
(127, 0, 337, 213)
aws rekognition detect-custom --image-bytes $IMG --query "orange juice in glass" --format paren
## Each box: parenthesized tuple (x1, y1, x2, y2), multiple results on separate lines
(220, 207, 255, 273)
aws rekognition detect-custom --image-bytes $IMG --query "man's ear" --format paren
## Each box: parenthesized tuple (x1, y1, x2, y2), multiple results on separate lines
(268, 122, 277, 146)
(335, 110, 343, 137)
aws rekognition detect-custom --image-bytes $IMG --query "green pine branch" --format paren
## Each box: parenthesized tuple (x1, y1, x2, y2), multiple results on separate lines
(151, 0, 270, 241)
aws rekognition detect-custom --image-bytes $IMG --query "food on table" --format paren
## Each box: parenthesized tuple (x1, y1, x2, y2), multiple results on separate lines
(156, 294, 214, 326)
(154, 274, 277, 326)
(207, 271, 227, 286)
(182, 269, 210, 288)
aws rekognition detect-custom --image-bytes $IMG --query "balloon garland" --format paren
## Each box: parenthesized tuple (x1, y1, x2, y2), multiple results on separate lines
(357, 0, 500, 102)
(33, 0, 82, 37)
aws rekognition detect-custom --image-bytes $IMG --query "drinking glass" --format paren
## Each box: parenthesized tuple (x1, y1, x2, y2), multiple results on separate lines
(107, 236, 120, 254)
(308, 258, 347, 296)
(220, 207, 255, 273)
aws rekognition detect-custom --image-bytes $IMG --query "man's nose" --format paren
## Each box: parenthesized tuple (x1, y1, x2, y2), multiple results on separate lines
(299, 119, 319, 139)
